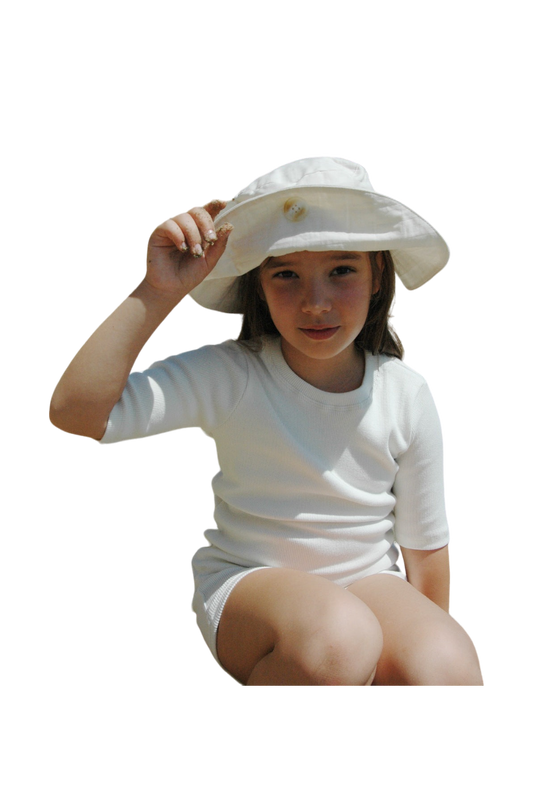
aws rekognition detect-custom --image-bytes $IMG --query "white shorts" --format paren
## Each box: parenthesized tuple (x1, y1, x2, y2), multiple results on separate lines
(192, 551, 406, 664)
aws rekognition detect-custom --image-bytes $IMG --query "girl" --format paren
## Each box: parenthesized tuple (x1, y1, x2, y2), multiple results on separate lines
(50, 157, 483, 686)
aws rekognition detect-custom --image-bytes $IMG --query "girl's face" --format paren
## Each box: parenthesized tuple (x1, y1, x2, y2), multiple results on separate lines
(260, 250, 379, 385)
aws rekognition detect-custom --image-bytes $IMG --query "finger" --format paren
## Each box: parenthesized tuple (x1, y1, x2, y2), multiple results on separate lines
(181, 203, 222, 256)
(150, 218, 188, 253)
(203, 199, 227, 220)
(187, 198, 226, 245)
(173, 212, 206, 257)
(205, 223, 233, 268)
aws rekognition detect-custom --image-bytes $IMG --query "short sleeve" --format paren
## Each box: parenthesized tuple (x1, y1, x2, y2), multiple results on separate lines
(100, 341, 248, 444)
(392, 382, 449, 549)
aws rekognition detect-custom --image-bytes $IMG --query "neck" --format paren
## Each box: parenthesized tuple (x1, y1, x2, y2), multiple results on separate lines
(280, 340, 365, 393)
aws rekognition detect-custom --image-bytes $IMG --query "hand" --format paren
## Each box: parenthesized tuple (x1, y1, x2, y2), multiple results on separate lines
(145, 200, 233, 299)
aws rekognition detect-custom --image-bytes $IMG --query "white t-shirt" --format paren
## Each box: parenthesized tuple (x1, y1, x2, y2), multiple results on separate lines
(101, 336, 449, 586)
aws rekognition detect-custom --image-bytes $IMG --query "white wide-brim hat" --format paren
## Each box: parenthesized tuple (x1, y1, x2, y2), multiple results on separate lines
(190, 157, 449, 313)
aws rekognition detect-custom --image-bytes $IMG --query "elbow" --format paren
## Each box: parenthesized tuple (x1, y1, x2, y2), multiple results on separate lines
(49, 393, 107, 440)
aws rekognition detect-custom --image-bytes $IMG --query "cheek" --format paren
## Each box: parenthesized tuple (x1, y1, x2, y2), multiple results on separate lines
(337, 283, 373, 311)
(262, 285, 296, 318)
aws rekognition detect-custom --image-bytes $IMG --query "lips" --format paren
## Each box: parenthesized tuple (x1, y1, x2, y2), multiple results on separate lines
(300, 326, 340, 340)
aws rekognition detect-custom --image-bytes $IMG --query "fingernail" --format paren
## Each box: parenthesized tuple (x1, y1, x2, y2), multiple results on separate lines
(180, 243, 189, 252)
(205, 229, 217, 243)
(192, 244, 203, 257)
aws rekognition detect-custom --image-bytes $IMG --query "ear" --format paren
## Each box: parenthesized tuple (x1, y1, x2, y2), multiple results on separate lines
(372, 252, 385, 295)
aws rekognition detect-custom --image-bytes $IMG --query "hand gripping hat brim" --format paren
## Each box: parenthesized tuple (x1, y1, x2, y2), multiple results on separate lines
(189, 157, 450, 313)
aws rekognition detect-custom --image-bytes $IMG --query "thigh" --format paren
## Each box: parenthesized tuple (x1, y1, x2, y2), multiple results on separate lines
(217, 568, 383, 685)
(347, 575, 483, 685)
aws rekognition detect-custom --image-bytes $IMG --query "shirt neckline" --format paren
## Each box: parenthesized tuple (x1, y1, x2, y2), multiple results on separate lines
(261, 336, 375, 407)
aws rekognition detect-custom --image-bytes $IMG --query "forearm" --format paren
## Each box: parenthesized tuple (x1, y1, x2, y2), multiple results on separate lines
(50, 280, 184, 439)
(400, 545, 450, 612)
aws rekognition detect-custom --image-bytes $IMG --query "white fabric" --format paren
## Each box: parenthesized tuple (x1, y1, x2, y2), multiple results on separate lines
(189, 157, 450, 311)
(101, 337, 449, 589)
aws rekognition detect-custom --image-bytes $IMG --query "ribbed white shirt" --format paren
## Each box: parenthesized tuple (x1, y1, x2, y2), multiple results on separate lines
(101, 337, 449, 585)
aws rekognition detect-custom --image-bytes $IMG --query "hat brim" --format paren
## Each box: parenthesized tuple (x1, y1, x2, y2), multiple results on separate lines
(189, 186, 449, 312)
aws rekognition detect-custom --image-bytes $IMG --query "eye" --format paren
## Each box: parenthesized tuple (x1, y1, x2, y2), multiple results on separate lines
(268, 264, 357, 280)
(331, 266, 356, 276)
(273, 270, 298, 279)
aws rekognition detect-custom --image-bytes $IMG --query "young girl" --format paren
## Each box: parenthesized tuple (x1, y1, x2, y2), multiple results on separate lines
(50, 157, 483, 686)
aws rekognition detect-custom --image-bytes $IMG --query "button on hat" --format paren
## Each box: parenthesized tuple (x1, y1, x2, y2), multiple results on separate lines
(283, 197, 308, 222)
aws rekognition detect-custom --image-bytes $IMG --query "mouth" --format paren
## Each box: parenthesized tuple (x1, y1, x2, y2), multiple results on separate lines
(299, 326, 340, 341)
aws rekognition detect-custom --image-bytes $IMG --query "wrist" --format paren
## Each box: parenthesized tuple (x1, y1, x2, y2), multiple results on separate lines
(133, 278, 186, 312)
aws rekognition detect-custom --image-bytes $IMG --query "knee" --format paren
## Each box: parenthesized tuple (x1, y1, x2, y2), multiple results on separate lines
(414, 625, 483, 686)
(279, 596, 383, 686)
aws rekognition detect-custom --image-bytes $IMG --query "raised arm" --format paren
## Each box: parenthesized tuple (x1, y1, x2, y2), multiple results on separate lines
(49, 201, 232, 440)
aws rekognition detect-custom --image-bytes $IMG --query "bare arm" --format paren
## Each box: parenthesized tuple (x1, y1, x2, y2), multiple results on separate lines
(49, 281, 184, 439)
(50, 201, 232, 440)
(400, 544, 450, 612)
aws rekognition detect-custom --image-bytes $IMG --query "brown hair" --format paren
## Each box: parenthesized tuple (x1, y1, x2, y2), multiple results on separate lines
(236, 250, 404, 359)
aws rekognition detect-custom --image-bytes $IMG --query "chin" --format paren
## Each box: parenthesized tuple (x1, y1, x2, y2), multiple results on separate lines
(285, 336, 357, 361)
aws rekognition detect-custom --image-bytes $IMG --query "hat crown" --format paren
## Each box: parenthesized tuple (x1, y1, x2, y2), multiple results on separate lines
(233, 157, 375, 204)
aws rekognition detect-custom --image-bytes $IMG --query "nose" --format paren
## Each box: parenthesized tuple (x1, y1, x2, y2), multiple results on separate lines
(301, 279, 332, 314)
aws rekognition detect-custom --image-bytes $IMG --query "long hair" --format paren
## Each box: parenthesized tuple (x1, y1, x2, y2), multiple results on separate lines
(236, 250, 404, 359)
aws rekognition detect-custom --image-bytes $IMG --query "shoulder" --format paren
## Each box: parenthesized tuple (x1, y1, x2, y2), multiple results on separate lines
(150, 339, 249, 380)
(101, 340, 251, 443)
(370, 353, 440, 437)
(373, 353, 429, 397)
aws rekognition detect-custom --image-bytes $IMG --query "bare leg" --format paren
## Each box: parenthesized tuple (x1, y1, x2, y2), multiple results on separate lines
(217, 568, 383, 686)
(347, 574, 483, 685)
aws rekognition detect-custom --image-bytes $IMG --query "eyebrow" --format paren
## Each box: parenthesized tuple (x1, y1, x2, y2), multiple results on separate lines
(265, 252, 364, 269)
